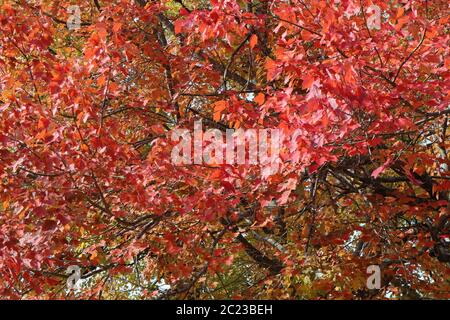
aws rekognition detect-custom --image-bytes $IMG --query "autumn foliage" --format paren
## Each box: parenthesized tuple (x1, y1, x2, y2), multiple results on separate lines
(0, 0, 449, 299)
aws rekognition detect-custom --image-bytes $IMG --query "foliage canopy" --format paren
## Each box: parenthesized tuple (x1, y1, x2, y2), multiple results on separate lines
(0, 0, 449, 299)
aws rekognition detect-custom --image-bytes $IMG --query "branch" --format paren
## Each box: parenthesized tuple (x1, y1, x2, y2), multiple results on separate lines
(221, 32, 252, 90)
(392, 28, 427, 84)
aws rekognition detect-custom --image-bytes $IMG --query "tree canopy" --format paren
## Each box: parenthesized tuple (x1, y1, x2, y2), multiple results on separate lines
(0, 0, 449, 299)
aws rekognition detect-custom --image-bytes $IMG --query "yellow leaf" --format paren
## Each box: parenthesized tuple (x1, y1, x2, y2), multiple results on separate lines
(2, 199, 9, 210)
(90, 250, 98, 261)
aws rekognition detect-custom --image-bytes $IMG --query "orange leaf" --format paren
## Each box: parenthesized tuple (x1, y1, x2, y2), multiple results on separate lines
(254, 92, 265, 105)
(213, 101, 227, 113)
(213, 101, 227, 122)
(249, 34, 258, 49)
(213, 112, 222, 122)
(113, 22, 122, 33)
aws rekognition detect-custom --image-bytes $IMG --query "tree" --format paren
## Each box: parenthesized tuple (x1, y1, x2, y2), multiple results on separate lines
(0, 0, 448, 299)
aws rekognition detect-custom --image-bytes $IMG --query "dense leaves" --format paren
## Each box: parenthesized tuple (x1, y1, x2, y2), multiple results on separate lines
(0, 0, 449, 299)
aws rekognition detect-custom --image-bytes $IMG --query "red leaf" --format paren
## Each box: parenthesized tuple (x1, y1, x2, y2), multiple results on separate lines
(371, 158, 393, 178)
